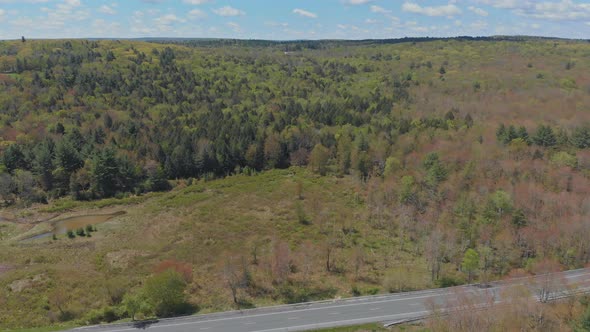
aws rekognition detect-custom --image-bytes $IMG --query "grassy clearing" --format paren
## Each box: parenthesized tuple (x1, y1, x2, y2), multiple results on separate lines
(0, 168, 431, 329)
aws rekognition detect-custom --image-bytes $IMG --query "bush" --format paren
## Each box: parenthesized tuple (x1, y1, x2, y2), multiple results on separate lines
(436, 275, 464, 288)
(551, 151, 578, 168)
(278, 284, 337, 304)
(84, 306, 120, 324)
(75, 228, 86, 237)
(143, 270, 193, 317)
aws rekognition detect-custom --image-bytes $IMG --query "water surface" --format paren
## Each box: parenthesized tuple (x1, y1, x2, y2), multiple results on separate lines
(22, 211, 125, 241)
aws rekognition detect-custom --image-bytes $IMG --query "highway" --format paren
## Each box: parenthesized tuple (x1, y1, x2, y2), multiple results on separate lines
(76, 268, 590, 332)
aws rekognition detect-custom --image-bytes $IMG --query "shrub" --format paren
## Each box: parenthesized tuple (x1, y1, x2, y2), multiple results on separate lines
(143, 270, 192, 317)
(76, 228, 86, 237)
(436, 275, 464, 288)
(84, 306, 120, 324)
(551, 151, 578, 168)
(154, 260, 193, 283)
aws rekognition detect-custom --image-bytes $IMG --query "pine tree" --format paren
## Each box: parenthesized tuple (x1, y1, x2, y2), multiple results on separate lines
(533, 125, 557, 147)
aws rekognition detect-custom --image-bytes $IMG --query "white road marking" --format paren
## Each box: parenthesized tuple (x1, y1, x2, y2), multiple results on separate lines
(89, 270, 590, 332)
(252, 310, 432, 332)
(287, 317, 299, 320)
(244, 322, 256, 325)
(369, 308, 381, 311)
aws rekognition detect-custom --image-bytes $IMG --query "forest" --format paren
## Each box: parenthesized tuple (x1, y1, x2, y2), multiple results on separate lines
(1, 37, 590, 330)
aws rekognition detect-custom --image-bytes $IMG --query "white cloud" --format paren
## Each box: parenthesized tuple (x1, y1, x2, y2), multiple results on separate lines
(0, 0, 50, 3)
(226, 22, 243, 33)
(476, 0, 522, 9)
(99, 5, 116, 15)
(188, 8, 206, 18)
(64, 0, 80, 6)
(265, 21, 288, 27)
(345, 0, 372, 4)
(365, 18, 378, 24)
(293, 8, 317, 18)
(402, 2, 462, 17)
(370, 5, 391, 14)
(468, 6, 488, 16)
(470, 20, 488, 30)
(477, 0, 590, 21)
(182, 0, 212, 4)
(519, 1, 590, 21)
(212, 6, 245, 17)
(157, 13, 184, 24)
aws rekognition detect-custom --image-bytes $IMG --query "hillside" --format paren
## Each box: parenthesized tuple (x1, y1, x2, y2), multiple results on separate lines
(1, 38, 590, 329)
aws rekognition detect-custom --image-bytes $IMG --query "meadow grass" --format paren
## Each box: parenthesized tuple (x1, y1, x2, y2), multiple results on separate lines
(0, 168, 431, 329)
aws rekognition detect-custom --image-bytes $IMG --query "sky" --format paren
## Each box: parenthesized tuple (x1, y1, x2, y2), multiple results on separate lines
(0, 0, 588, 40)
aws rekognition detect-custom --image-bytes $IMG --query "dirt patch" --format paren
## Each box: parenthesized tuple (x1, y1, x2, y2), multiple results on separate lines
(8, 274, 49, 293)
(0, 264, 13, 276)
(105, 250, 148, 269)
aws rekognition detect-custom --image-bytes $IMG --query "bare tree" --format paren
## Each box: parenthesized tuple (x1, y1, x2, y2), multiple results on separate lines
(223, 256, 250, 306)
(424, 228, 444, 282)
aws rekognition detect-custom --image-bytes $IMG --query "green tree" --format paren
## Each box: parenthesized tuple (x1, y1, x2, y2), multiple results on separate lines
(33, 141, 54, 191)
(0, 173, 15, 204)
(482, 190, 513, 223)
(2, 144, 26, 173)
(336, 133, 352, 175)
(91, 148, 119, 198)
(533, 125, 557, 147)
(496, 123, 507, 143)
(122, 293, 152, 321)
(423, 152, 447, 188)
(517, 126, 530, 144)
(550, 151, 578, 168)
(264, 133, 283, 169)
(512, 208, 527, 228)
(399, 175, 416, 205)
(309, 144, 330, 176)
(54, 139, 83, 174)
(462, 248, 480, 283)
(143, 270, 190, 317)
(383, 156, 401, 177)
(571, 126, 590, 149)
(14, 170, 36, 205)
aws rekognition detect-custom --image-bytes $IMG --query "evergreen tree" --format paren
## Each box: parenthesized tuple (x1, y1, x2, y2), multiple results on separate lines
(532, 125, 557, 147)
(2, 144, 27, 173)
(571, 126, 590, 149)
(91, 148, 119, 198)
(54, 140, 83, 174)
(517, 126, 530, 144)
(33, 141, 54, 191)
(496, 124, 507, 144)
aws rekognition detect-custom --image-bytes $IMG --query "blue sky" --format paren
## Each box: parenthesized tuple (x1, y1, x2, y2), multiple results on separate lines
(0, 0, 588, 40)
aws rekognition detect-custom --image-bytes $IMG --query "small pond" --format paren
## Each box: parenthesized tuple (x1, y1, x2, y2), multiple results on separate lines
(23, 211, 126, 241)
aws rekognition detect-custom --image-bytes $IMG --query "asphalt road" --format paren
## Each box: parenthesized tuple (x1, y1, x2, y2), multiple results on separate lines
(76, 268, 590, 332)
